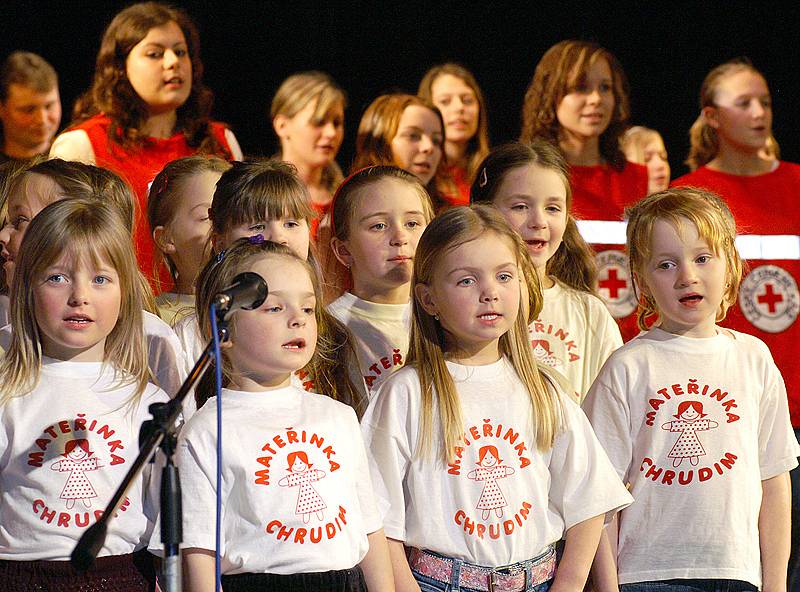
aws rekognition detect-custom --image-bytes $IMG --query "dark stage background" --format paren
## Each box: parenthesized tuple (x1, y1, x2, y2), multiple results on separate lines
(4, 2, 799, 178)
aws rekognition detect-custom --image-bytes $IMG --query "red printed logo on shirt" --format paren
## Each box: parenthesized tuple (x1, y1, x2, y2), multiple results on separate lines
(639, 380, 740, 487)
(363, 348, 404, 390)
(24, 413, 131, 529)
(447, 419, 534, 541)
(254, 427, 348, 545)
(739, 265, 799, 333)
(596, 251, 637, 319)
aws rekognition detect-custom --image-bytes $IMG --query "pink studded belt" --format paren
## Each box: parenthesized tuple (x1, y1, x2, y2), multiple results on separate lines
(408, 545, 556, 592)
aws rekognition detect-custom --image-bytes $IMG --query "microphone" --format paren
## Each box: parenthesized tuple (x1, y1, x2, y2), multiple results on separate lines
(212, 272, 268, 315)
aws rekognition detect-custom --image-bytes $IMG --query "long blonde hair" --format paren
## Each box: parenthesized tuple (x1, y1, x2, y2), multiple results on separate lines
(0, 199, 150, 403)
(626, 187, 744, 331)
(686, 58, 775, 171)
(409, 205, 563, 461)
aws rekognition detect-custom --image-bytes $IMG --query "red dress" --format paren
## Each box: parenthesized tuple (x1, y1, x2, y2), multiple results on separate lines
(72, 114, 234, 289)
(571, 162, 649, 341)
(673, 162, 800, 426)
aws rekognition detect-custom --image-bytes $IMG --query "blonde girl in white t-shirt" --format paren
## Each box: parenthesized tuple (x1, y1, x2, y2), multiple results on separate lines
(471, 140, 622, 400)
(178, 237, 392, 592)
(327, 165, 434, 394)
(0, 198, 168, 590)
(583, 187, 800, 592)
(362, 204, 632, 592)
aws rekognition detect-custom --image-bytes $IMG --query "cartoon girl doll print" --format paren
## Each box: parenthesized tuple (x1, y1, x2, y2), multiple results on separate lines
(530, 339, 564, 369)
(661, 401, 719, 468)
(466, 445, 515, 520)
(278, 451, 327, 524)
(50, 439, 104, 509)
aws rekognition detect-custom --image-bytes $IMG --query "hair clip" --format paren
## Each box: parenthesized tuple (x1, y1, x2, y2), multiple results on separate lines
(152, 173, 169, 196)
(248, 234, 265, 245)
(478, 167, 488, 188)
(215, 249, 226, 263)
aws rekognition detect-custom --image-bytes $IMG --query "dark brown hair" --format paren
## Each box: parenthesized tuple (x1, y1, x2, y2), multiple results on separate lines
(71, 2, 229, 156)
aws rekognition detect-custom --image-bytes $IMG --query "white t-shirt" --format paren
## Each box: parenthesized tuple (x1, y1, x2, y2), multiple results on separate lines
(0, 358, 168, 560)
(327, 292, 411, 394)
(361, 357, 632, 566)
(166, 385, 382, 575)
(531, 281, 622, 402)
(582, 328, 800, 587)
(0, 311, 186, 400)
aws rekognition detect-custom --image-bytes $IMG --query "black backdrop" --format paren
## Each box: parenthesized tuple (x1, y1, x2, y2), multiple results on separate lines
(5, 1, 799, 178)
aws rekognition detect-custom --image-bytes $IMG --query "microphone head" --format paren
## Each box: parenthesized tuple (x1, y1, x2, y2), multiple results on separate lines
(232, 271, 268, 310)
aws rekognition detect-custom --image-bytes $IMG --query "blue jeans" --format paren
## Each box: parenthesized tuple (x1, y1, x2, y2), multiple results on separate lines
(412, 568, 552, 592)
(620, 580, 756, 592)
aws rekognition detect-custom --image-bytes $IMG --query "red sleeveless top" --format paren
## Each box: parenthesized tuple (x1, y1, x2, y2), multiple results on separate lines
(73, 114, 233, 290)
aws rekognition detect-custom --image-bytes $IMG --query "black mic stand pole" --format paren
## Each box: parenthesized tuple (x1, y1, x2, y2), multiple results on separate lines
(71, 314, 230, 592)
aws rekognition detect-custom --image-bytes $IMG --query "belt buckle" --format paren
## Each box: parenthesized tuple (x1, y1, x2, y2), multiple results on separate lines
(488, 570, 497, 592)
(488, 566, 527, 592)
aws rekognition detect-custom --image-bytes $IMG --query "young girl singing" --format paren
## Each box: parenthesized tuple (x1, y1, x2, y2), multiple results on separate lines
(583, 188, 800, 591)
(176, 238, 392, 592)
(471, 140, 621, 400)
(673, 61, 800, 582)
(327, 165, 434, 395)
(0, 198, 168, 591)
(147, 156, 231, 325)
(173, 159, 365, 415)
(0, 158, 186, 398)
(362, 205, 632, 592)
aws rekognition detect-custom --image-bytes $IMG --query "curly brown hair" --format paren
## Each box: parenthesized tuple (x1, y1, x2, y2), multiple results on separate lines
(520, 40, 630, 171)
(71, 2, 229, 157)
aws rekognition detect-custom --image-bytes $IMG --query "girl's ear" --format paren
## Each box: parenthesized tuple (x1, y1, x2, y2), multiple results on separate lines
(152, 225, 176, 254)
(330, 237, 354, 268)
(702, 105, 720, 130)
(210, 231, 225, 254)
(273, 114, 289, 139)
(414, 282, 437, 317)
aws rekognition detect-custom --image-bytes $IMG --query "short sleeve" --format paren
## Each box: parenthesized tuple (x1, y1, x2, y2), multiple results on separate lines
(548, 396, 632, 529)
(49, 130, 96, 164)
(590, 302, 623, 378)
(169, 432, 218, 552)
(757, 357, 800, 479)
(582, 369, 633, 483)
(144, 311, 188, 399)
(345, 409, 383, 534)
(360, 375, 415, 541)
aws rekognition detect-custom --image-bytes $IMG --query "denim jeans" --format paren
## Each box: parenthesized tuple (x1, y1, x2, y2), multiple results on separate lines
(620, 580, 756, 592)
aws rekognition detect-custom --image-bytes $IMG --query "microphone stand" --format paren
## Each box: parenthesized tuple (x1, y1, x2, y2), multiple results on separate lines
(71, 317, 230, 592)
